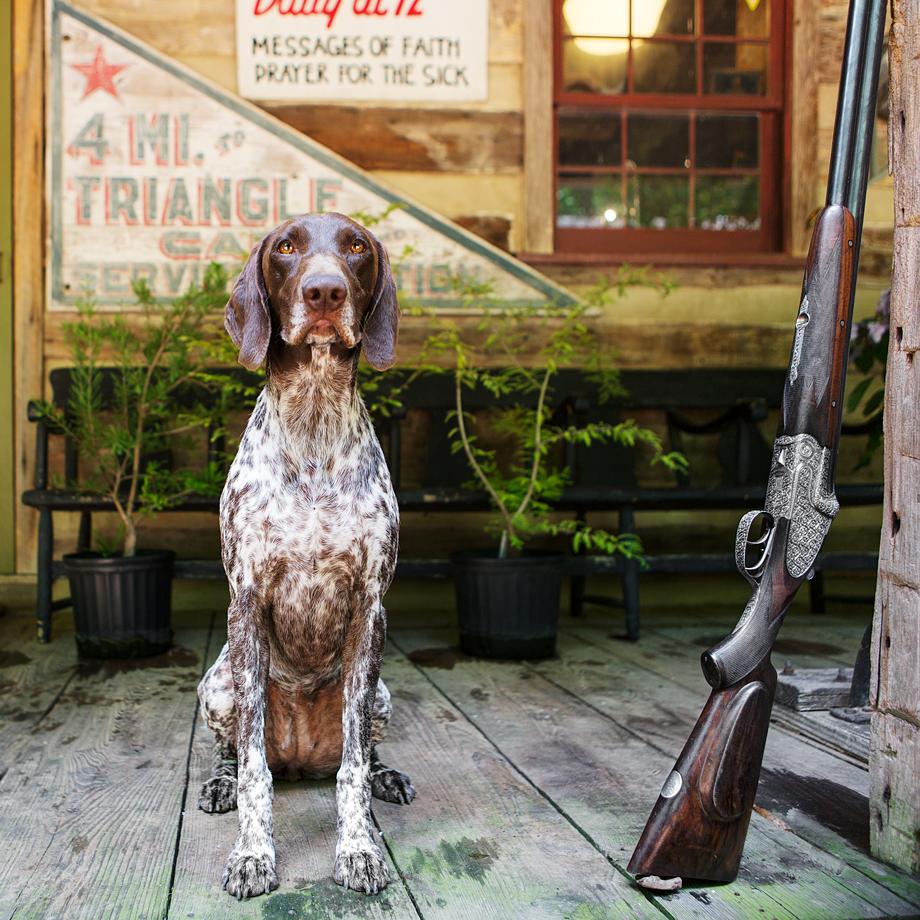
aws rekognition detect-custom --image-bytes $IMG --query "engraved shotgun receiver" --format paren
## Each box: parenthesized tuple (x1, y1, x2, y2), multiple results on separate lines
(628, 0, 887, 885)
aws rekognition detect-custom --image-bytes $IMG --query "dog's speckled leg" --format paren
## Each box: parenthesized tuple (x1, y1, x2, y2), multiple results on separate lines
(198, 644, 238, 813)
(370, 748, 416, 805)
(222, 591, 278, 900)
(334, 600, 389, 894)
(200, 738, 238, 813)
(368, 679, 415, 805)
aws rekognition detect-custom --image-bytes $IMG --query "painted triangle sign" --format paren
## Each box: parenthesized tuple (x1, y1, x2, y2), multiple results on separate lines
(49, 2, 575, 310)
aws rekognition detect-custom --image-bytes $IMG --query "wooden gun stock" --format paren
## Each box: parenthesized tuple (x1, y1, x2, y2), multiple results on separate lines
(627, 660, 777, 882)
(629, 515, 798, 882)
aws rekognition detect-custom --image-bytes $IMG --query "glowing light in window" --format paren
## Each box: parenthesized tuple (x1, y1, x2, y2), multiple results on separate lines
(563, 0, 668, 56)
(603, 208, 619, 223)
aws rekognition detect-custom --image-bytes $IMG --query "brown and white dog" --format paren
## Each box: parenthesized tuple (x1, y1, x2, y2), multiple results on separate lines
(197, 213, 415, 900)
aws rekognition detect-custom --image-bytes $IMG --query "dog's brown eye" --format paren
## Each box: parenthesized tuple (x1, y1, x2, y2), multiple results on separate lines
(277, 239, 294, 254)
(350, 239, 367, 254)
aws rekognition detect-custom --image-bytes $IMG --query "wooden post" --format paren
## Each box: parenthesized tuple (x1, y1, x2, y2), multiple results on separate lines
(522, 0, 554, 255)
(870, 0, 920, 875)
(788, 0, 820, 258)
(0, 0, 15, 574)
(12, 0, 45, 575)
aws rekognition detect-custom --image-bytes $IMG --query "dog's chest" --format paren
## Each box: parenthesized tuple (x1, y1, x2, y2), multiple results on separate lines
(266, 453, 384, 556)
(221, 394, 396, 591)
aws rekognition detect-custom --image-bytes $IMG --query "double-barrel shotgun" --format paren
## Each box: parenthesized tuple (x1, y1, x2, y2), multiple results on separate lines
(627, 0, 888, 885)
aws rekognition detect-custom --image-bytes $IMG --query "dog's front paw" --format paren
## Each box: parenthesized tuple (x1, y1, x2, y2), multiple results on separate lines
(333, 845, 389, 894)
(199, 776, 238, 813)
(222, 853, 278, 900)
(371, 768, 416, 805)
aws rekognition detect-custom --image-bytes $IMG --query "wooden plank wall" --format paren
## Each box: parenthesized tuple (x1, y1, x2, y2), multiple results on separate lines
(81, 0, 525, 251)
(1, 0, 16, 573)
(13, 0, 45, 575)
(522, 0, 553, 254)
(65, 0, 888, 264)
(788, 0, 820, 257)
(15, 0, 895, 575)
(870, 0, 920, 875)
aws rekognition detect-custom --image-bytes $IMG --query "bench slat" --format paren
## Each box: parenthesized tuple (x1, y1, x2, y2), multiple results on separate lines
(24, 483, 884, 513)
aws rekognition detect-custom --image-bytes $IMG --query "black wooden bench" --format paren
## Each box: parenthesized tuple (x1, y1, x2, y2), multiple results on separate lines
(23, 367, 882, 643)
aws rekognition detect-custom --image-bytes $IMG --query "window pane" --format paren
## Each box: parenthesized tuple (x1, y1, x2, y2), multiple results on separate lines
(626, 175, 689, 227)
(633, 42, 696, 93)
(632, 0, 695, 37)
(628, 113, 689, 167)
(704, 42, 767, 94)
(562, 0, 629, 39)
(703, 0, 770, 37)
(696, 113, 759, 167)
(557, 174, 626, 228)
(559, 110, 622, 166)
(696, 175, 760, 229)
(562, 38, 628, 94)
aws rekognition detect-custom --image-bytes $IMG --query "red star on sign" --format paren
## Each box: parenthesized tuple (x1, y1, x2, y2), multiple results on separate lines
(71, 45, 128, 99)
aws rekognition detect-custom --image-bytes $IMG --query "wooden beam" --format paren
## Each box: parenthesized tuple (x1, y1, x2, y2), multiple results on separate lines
(788, 0, 820, 257)
(870, 0, 920, 875)
(0, 626, 211, 918)
(0, 0, 15, 573)
(12, 0, 44, 575)
(522, 0, 554, 254)
(262, 105, 522, 174)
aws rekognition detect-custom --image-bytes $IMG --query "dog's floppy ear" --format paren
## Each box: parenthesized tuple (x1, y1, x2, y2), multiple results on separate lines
(225, 238, 271, 371)
(362, 235, 399, 371)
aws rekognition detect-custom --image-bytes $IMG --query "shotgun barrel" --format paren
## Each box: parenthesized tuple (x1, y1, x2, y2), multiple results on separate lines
(627, 0, 888, 885)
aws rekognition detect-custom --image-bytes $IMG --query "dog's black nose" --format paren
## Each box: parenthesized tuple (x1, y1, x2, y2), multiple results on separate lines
(303, 275, 347, 311)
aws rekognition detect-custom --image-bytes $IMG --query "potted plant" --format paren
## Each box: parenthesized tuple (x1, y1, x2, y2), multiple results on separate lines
(37, 266, 227, 658)
(416, 276, 686, 659)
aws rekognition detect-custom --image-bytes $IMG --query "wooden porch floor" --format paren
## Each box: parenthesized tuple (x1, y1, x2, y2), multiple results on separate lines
(1, 583, 919, 920)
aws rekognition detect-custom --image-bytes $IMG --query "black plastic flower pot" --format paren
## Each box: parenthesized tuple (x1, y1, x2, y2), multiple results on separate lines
(62, 549, 175, 659)
(451, 550, 563, 660)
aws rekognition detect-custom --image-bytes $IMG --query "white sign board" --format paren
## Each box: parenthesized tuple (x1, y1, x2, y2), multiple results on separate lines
(234, 0, 488, 102)
(49, 3, 572, 311)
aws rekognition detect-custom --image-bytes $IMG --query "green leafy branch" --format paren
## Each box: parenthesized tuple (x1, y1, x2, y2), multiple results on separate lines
(408, 275, 685, 559)
(35, 264, 230, 555)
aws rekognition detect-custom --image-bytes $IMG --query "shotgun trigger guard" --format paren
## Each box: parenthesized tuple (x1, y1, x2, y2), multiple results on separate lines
(764, 433, 840, 579)
(734, 510, 775, 588)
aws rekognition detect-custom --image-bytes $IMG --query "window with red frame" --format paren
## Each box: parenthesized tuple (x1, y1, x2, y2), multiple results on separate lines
(555, 0, 785, 254)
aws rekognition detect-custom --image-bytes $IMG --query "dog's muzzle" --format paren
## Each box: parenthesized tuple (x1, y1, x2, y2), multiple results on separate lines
(285, 273, 360, 348)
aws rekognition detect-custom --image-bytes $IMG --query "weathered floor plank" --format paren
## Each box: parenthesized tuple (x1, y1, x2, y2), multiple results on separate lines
(0, 626, 211, 920)
(389, 632, 789, 920)
(0, 615, 78, 775)
(650, 620, 865, 669)
(391, 628, 915, 920)
(168, 627, 419, 920)
(540, 626, 920, 912)
(0, 600, 912, 920)
(564, 621, 870, 772)
(372, 647, 664, 919)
